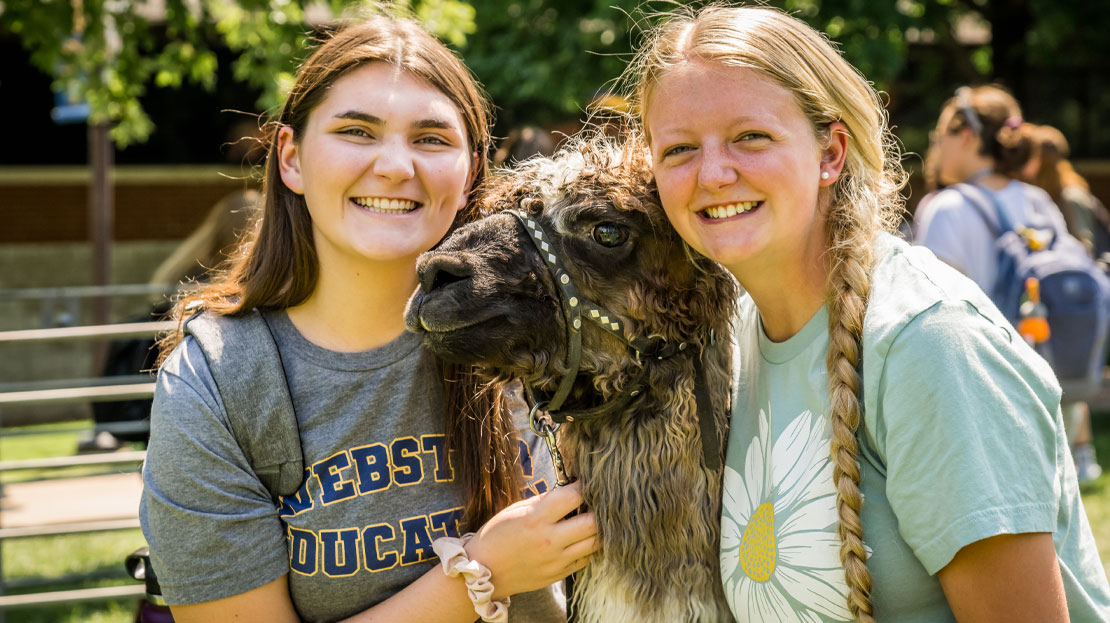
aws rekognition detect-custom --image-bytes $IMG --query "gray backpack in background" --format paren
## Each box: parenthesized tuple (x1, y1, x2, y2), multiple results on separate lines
(955, 183, 1110, 400)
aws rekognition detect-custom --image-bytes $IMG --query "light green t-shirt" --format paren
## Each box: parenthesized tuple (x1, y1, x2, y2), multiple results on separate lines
(720, 233, 1110, 622)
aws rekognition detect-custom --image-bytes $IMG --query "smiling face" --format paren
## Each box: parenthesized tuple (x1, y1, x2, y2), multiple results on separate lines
(278, 61, 473, 268)
(645, 61, 833, 281)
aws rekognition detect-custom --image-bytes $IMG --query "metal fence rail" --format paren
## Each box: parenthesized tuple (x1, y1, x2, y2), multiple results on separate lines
(0, 419, 150, 439)
(0, 321, 175, 344)
(0, 384, 156, 408)
(0, 313, 167, 614)
(0, 284, 171, 302)
(0, 518, 141, 540)
(0, 585, 146, 610)
(0, 451, 145, 473)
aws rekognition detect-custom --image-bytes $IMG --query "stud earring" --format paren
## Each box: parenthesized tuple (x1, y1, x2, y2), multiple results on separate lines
(821, 171, 830, 180)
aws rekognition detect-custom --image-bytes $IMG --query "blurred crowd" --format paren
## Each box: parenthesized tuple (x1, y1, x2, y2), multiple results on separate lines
(912, 84, 1109, 484)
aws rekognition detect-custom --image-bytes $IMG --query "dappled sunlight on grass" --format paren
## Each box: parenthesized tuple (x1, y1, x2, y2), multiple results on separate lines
(1, 424, 146, 622)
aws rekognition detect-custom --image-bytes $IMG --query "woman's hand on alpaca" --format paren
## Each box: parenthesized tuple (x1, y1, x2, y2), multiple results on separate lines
(465, 481, 599, 600)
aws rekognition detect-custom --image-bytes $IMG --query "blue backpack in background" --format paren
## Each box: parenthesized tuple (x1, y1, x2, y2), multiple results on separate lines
(955, 183, 1110, 401)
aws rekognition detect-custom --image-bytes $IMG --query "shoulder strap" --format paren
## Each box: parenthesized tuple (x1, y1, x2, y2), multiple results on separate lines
(184, 310, 304, 501)
(856, 362, 886, 479)
(951, 182, 1014, 236)
(856, 413, 886, 479)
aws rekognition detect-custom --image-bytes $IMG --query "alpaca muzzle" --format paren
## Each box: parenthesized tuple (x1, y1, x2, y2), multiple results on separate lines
(417, 253, 474, 294)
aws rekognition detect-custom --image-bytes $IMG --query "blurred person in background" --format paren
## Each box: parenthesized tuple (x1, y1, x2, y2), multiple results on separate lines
(491, 125, 555, 167)
(1022, 123, 1110, 484)
(916, 87, 1106, 487)
(147, 188, 258, 291)
(902, 142, 947, 241)
(1023, 123, 1110, 260)
(914, 85, 1066, 288)
(82, 189, 258, 452)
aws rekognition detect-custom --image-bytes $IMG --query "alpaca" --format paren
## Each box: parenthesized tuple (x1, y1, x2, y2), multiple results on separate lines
(405, 136, 737, 622)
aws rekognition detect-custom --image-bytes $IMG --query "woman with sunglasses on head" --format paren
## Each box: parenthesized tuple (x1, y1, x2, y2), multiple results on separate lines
(914, 85, 1067, 290)
(140, 14, 596, 623)
(631, 5, 1110, 622)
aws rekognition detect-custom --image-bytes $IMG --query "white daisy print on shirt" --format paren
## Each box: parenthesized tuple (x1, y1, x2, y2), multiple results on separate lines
(720, 408, 857, 623)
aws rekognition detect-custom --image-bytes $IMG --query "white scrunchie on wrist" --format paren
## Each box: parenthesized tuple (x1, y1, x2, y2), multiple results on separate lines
(432, 533, 510, 623)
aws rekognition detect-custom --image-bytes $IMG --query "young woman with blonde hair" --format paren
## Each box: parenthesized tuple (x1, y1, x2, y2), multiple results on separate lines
(141, 14, 595, 623)
(629, 5, 1109, 622)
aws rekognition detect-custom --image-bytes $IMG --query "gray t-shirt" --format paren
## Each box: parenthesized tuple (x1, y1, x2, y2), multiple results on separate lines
(141, 311, 564, 622)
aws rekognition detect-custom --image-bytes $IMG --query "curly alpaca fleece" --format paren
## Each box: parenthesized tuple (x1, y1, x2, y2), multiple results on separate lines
(411, 136, 738, 622)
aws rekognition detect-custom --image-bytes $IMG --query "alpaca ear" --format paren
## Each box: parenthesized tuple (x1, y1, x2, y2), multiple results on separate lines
(277, 126, 305, 195)
(819, 121, 849, 187)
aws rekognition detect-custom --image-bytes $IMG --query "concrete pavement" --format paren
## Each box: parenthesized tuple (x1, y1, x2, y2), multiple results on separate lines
(0, 471, 142, 528)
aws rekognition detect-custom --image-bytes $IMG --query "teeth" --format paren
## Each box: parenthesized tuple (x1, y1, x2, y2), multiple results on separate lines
(352, 197, 418, 213)
(704, 201, 759, 219)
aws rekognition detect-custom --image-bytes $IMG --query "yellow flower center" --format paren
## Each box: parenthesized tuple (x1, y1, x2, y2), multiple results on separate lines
(739, 502, 776, 582)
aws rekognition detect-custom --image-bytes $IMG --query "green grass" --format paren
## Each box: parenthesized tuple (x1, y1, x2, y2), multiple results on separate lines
(1, 421, 143, 484)
(2, 531, 149, 623)
(1081, 411, 1110, 579)
(1, 423, 147, 622)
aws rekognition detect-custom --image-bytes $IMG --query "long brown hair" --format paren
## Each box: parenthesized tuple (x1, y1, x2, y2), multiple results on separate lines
(629, 5, 906, 621)
(157, 14, 518, 529)
(1026, 123, 1090, 236)
(938, 84, 1031, 179)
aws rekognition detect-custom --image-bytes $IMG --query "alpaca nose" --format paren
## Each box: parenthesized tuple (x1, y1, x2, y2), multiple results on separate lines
(418, 254, 473, 293)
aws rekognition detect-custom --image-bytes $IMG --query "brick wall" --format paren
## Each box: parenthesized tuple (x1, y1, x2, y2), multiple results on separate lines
(0, 166, 256, 243)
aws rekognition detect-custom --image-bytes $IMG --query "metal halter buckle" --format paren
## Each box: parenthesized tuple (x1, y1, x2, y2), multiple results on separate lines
(529, 401, 571, 486)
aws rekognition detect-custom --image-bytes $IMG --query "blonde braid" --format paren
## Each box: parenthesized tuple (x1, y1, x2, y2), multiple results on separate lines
(825, 205, 876, 622)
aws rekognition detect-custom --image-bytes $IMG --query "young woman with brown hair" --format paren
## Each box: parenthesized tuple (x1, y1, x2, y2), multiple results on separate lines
(630, 5, 1109, 622)
(915, 85, 1068, 290)
(141, 14, 595, 623)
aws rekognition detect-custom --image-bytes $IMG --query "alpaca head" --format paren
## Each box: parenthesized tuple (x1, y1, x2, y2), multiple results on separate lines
(405, 136, 731, 408)
(406, 135, 738, 623)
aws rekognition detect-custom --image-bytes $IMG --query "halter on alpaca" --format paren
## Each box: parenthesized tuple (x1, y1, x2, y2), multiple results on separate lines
(509, 210, 720, 472)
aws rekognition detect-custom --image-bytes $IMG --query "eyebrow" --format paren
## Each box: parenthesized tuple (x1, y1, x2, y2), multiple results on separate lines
(335, 110, 457, 131)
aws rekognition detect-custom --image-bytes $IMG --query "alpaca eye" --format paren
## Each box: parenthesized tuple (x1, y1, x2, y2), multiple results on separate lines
(591, 222, 628, 247)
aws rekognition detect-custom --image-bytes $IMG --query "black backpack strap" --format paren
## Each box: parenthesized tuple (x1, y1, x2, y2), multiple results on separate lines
(184, 310, 304, 501)
(856, 414, 886, 479)
(855, 356, 886, 479)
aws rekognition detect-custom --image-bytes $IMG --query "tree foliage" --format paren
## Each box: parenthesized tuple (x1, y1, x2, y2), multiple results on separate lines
(1, 1, 1107, 155)
(0, 0, 476, 147)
